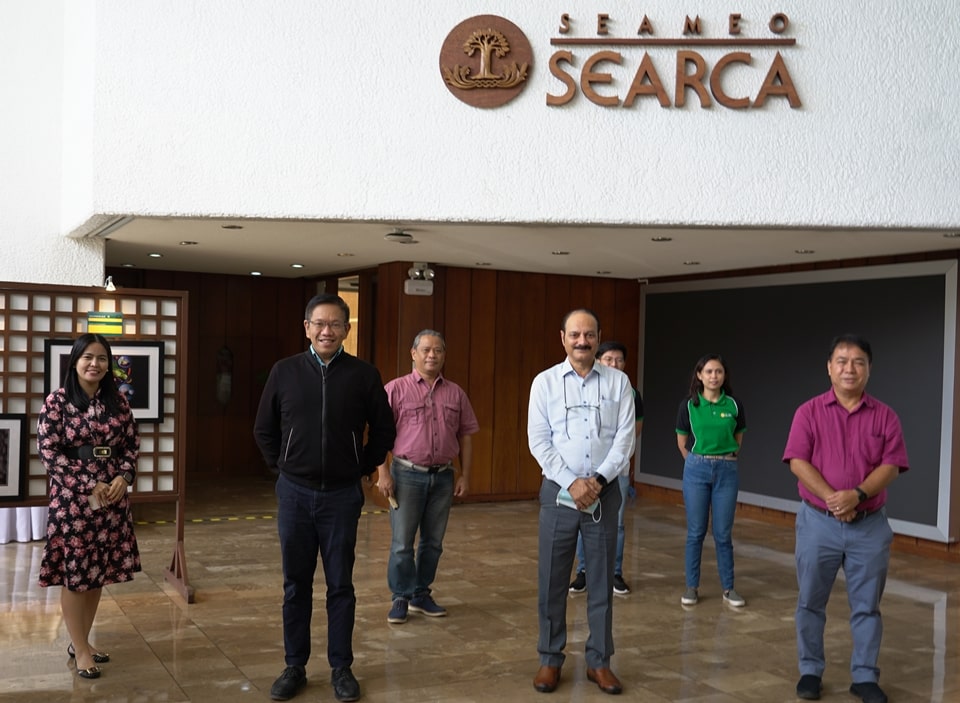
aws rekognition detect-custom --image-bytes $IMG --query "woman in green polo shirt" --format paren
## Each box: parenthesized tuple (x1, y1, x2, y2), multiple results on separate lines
(675, 354, 746, 608)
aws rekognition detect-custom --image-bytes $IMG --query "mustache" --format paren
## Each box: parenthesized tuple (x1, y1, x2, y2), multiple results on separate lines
(573, 344, 593, 350)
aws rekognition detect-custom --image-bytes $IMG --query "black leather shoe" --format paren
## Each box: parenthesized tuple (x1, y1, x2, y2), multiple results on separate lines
(850, 681, 888, 703)
(331, 666, 360, 702)
(796, 674, 822, 700)
(270, 665, 306, 701)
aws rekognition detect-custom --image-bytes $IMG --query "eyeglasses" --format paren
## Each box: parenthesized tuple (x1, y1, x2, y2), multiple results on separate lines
(563, 376, 602, 439)
(307, 320, 346, 332)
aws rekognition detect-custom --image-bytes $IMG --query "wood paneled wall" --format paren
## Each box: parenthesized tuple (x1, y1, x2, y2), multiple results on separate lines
(109, 264, 641, 500)
(373, 262, 641, 501)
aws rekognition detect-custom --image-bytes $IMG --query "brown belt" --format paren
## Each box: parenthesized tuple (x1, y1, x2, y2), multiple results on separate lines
(802, 498, 880, 524)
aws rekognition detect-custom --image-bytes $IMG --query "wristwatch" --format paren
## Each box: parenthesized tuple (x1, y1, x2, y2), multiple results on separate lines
(854, 486, 868, 503)
(121, 471, 135, 485)
(594, 473, 608, 487)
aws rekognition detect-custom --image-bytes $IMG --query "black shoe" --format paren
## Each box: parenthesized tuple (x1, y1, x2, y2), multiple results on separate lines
(850, 681, 888, 703)
(68, 643, 110, 664)
(613, 574, 630, 594)
(331, 666, 360, 702)
(796, 674, 822, 700)
(76, 665, 101, 679)
(270, 665, 306, 701)
(569, 572, 586, 593)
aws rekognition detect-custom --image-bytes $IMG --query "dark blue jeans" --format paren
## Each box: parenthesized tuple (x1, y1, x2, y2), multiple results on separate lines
(276, 474, 364, 669)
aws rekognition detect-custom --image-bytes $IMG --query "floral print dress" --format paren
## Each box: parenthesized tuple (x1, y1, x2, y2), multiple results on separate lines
(37, 388, 141, 591)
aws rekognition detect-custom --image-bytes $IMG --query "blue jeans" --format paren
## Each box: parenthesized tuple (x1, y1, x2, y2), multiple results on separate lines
(575, 474, 629, 575)
(795, 502, 893, 682)
(681, 453, 738, 590)
(387, 461, 455, 600)
(275, 474, 364, 669)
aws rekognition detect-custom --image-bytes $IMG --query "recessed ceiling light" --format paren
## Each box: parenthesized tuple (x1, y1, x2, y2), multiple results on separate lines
(795, 248, 815, 254)
(121, 263, 135, 268)
(148, 252, 162, 258)
(221, 224, 243, 230)
(290, 263, 304, 269)
(336, 252, 355, 257)
(596, 270, 611, 275)
(179, 241, 198, 246)
(683, 260, 700, 266)
(551, 250, 569, 255)
(651, 236, 672, 242)
(250, 271, 262, 276)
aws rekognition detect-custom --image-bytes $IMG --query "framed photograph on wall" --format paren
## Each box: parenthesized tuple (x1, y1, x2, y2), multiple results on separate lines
(44, 339, 165, 423)
(0, 414, 28, 502)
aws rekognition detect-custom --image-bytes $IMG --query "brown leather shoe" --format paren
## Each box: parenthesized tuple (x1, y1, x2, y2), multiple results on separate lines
(533, 665, 561, 693)
(587, 667, 623, 695)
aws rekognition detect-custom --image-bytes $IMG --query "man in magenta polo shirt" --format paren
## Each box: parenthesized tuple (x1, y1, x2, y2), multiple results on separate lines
(783, 334, 909, 703)
(376, 329, 479, 625)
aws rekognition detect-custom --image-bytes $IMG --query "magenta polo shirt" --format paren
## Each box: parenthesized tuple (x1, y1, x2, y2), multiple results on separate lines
(385, 370, 479, 466)
(782, 389, 910, 512)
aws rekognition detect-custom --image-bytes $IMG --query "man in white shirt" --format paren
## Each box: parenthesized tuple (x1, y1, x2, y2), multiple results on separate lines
(528, 309, 636, 696)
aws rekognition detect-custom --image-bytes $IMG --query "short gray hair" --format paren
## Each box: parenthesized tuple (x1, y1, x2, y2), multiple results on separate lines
(412, 329, 446, 350)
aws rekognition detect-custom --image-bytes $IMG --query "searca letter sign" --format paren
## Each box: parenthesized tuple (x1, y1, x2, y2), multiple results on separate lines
(440, 12, 801, 110)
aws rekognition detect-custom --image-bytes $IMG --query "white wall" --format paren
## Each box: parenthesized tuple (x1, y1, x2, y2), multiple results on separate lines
(2, 1, 958, 287)
(87, 0, 959, 230)
(0, 1, 103, 286)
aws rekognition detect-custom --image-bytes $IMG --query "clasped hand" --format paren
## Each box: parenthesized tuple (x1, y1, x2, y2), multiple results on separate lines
(825, 488, 858, 522)
(568, 477, 601, 510)
(93, 477, 129, 506)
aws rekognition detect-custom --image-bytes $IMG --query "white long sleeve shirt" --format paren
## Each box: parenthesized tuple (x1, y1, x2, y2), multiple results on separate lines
(527, 359, 636, 491)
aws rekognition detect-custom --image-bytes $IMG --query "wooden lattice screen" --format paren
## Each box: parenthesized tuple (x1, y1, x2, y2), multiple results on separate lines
(0, 282, 193, 601)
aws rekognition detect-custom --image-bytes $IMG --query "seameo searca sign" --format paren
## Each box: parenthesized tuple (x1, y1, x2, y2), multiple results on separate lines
(440, 12, 801, 110)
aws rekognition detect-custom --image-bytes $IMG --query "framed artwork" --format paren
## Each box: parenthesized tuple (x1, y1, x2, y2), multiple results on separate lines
(44, 339, 165, 423)
(0, 414, 28, 502)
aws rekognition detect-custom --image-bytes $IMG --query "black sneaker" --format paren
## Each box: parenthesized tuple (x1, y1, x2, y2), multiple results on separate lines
(796, 674, 822, 700)
(613, 574, 630, 594)
(569, 572, 586, 593)
(270, 665, 306, 701)
(849, 681, 888, 703)
(331, 666, 361, 702)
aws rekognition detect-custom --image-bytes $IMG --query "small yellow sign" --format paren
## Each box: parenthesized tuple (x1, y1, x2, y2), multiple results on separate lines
(87, 311, 123, 336)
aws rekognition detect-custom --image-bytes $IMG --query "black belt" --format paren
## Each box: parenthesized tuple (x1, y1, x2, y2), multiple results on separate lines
(394, 457, 452, 474)
(64, 445, 112, 460)
(803, 498, 880, 524)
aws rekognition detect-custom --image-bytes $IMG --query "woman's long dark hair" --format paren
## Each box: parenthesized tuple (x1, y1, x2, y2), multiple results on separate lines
(687, 353, 734, 407)
(63, 334, 124, 414)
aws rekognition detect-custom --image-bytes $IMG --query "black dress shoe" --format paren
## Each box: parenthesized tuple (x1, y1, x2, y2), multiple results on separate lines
(796, 674, 822, 700)
(331, 666, 360, 702)
(270, 665, 306, 701)
(850, 681, 888, 703)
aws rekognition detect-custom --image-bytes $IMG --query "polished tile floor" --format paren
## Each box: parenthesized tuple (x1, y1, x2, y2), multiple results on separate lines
(1, 476, 958, 703)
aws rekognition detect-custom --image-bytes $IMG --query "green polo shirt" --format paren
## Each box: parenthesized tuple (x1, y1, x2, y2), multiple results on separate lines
(675, 391, 746, 456)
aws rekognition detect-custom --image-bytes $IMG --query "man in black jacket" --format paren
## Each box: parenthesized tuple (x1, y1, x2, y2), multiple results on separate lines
(254, 293, 396, 702)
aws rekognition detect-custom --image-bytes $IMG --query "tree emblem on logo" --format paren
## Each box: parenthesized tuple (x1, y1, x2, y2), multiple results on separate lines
(443, 28, 528, 90)
(439, 15, 533, 108)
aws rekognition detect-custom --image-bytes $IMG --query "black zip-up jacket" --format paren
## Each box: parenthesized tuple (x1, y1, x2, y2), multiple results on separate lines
(253, 349, 396, 490)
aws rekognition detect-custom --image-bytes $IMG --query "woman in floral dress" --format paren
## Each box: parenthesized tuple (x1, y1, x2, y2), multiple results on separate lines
(37, 333, 141, 679)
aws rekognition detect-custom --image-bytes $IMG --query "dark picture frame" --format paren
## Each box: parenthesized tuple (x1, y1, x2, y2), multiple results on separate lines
(43, 339, 165, 423)
(0, 414, 29, 502)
